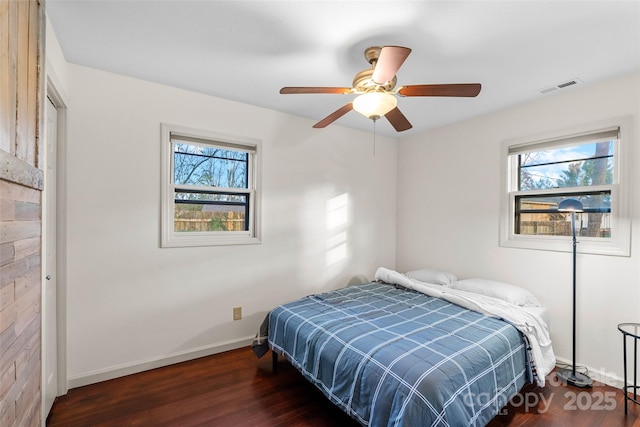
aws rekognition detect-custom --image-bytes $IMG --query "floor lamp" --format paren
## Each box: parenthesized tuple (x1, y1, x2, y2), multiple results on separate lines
(555, 198, 593, 388)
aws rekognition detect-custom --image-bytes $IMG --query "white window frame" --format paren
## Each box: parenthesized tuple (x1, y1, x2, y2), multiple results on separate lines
(161, 123, 262, 248)
(499, 116, 631, 256)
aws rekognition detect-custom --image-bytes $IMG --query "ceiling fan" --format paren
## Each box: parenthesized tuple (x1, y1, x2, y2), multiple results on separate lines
(280, 45, 481, 132)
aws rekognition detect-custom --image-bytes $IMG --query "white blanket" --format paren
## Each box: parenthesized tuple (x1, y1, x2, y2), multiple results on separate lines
(374, 267, 555, 386)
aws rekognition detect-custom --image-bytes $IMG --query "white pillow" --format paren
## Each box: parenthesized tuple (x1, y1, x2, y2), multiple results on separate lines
(451, 278, 542, 307)
(405, 269, 458, 286)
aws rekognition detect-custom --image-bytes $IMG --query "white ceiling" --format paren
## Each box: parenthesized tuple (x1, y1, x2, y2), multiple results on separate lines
(46, 1, 640, 138)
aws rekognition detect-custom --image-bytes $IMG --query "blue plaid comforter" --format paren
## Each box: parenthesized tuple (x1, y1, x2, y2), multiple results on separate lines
(268, 283, 527, 426)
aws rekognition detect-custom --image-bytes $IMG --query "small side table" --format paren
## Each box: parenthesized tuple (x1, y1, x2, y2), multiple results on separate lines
(618, 323, 640, 414)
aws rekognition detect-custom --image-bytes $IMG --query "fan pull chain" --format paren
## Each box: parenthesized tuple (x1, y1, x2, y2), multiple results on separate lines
(373, 119, 377, 156)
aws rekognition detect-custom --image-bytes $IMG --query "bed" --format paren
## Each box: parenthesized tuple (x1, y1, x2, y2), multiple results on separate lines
(253, 268, 554, 427)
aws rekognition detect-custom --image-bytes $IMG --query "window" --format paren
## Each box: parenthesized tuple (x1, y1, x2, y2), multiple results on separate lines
(500, 117, 631, 256)
(161, 124, 261, 247)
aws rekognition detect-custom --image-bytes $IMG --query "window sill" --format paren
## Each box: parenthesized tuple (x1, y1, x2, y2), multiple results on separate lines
(499, 234, 630, 257)
(161, 233, 262, 248)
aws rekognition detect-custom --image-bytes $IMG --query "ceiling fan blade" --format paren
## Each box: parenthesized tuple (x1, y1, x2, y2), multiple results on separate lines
(313, 103, 354, 128)
(385, 107, 412, 132)
(372, 46, 412, 85)
(398, 83, 481, 97)
(280, 87, 352, 95)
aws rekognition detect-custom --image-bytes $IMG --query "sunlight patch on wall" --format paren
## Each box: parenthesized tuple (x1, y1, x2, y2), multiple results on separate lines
(326, 231, 347, 266)
(326, 193, 348, 230)
(326, 193, 349, 266)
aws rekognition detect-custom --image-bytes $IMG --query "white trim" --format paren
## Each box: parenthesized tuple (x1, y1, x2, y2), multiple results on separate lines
(499, 116, 632, 256)
(44, 77, 69, 399)
(67, 336, 254, 389)
(160, 123, 262, 248)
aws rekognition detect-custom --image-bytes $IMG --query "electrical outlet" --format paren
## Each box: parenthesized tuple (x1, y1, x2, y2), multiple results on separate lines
(233, 306, 242, 321)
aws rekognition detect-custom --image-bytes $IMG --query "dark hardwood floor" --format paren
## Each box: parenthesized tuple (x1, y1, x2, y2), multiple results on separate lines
(47, 347, 640, 426)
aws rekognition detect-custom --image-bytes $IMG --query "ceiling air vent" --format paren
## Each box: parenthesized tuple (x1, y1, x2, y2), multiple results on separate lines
(538, 78, 583, 94)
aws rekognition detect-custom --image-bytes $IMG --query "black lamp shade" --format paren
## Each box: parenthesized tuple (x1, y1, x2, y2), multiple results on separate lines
(558, 198, 584, 212)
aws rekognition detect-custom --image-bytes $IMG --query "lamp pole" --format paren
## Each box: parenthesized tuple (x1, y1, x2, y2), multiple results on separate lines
(570, 211, 577, 379)
(556, 198, 592, 388)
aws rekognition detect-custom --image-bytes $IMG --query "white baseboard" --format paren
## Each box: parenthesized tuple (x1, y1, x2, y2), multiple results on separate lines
(554, 356, 624, 389)
(67, 335, 254, 390)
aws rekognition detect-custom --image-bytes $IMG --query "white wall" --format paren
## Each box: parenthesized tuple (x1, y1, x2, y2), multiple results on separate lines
(63, 65, 397, 385)
(396, 71, 640, 385)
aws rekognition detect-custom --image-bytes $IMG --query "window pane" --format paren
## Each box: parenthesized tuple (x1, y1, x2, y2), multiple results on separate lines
(174, 191, 248, 232)
(173, 143, 248, 188)
(515, 191, 611, 238)
(518, 140, 614, 190)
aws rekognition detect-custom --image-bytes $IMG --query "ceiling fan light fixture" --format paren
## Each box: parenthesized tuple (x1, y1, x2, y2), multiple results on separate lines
(352, 91, 397, 121)
(279, 45, 481, 131)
